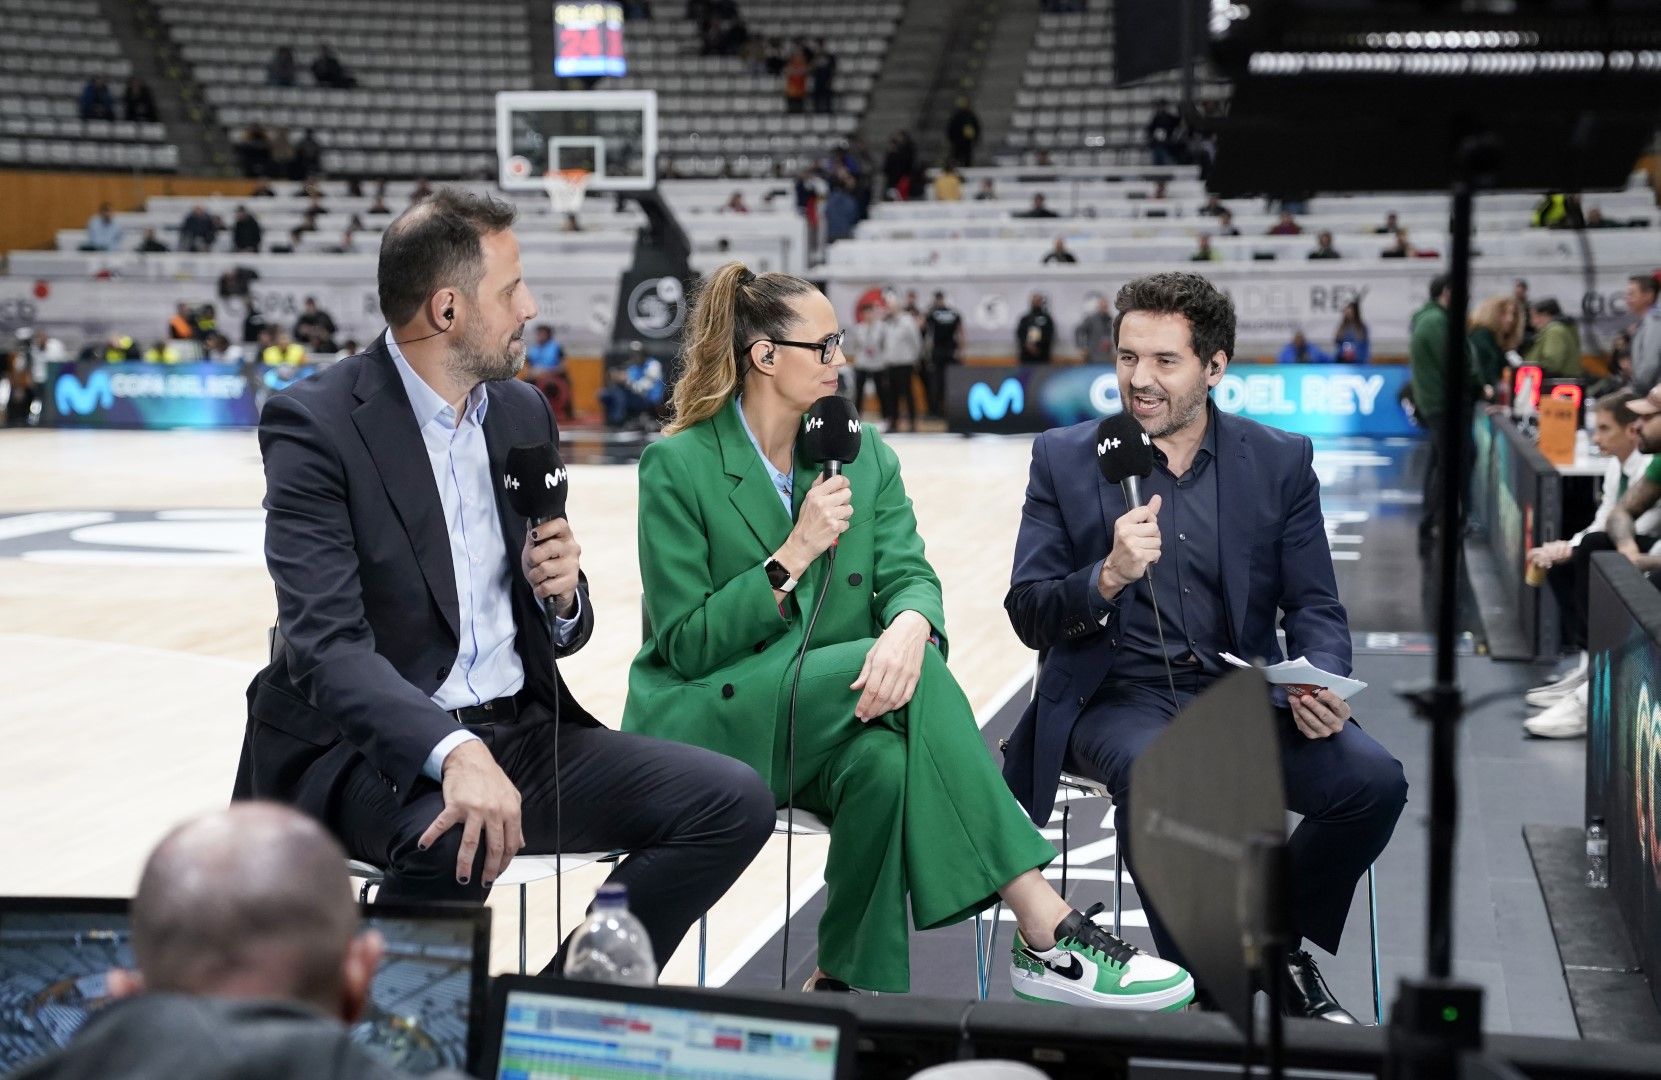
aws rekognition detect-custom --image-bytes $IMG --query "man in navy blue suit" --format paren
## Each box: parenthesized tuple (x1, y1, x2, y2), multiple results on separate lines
(1002, 271, 1406, 1023)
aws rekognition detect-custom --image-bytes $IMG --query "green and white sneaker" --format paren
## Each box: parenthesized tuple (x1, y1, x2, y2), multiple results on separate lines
(1011, 904, 1195, 1011)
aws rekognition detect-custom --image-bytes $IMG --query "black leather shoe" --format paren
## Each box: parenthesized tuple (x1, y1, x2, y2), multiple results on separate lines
(805, 976, 858, 993)
(1282, 950, 1360, 1023)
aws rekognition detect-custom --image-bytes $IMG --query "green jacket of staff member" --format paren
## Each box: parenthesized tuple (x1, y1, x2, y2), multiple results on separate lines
(621, 263, 1193, 1006)
(1524, 300, 1583, 380)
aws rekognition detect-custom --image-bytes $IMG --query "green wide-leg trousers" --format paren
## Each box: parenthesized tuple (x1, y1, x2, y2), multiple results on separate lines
(770, 638, 1057, 993)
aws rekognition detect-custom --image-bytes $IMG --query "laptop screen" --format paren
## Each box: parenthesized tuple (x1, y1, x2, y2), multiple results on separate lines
(489, 980, 850, 1080)
(0, 898, 488, 1076)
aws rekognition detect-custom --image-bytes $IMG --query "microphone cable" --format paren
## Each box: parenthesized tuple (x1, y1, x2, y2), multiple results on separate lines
(782, 542, 837, 990)
(1141, 562, 1183, 713)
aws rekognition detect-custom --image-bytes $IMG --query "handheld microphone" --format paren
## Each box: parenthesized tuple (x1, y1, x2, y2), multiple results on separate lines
(802, 394, 862, 480)
(502, 442, 570, 622)
(1094, 408, 1155, 509)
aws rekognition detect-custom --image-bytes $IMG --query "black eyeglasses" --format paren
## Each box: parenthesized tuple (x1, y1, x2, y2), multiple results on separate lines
(757, 329, 845, 365)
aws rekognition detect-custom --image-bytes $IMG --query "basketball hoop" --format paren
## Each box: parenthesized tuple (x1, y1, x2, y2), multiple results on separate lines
(542, 169, 591, 217)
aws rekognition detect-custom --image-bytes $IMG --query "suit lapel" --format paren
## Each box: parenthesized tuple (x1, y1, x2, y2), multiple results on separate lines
(715, 400, 794, 556)
(1214, 412, 1253, 651)
(350, 341, 460, 641)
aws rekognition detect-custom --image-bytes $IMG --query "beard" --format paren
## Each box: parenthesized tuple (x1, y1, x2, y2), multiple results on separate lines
(1134, 379, 1210, 439)
(445, 319, 525, 385)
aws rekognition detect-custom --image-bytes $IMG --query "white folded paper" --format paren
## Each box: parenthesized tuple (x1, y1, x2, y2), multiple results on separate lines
(1219, 652, 1368, 701)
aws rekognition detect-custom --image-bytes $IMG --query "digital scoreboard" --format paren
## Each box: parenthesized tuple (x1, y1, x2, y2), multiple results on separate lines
(554, 2, 626, 78)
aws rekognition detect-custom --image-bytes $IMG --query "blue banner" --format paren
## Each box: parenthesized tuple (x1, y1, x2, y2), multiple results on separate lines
(947, 363, 1422, 438)
(44, 362, 322, 430)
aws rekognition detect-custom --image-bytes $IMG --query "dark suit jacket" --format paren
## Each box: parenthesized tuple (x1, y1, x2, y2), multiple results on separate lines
(232, 335, 597, 820)
(1001, 409, 1350, 825)
(12, 994, 469, 1080)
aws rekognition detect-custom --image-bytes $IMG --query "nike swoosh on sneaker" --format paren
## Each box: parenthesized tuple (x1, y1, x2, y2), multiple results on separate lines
(1023, 948, 1084, 981)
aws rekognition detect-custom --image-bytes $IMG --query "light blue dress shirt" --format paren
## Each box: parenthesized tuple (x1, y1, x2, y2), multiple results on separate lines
(735, 396, 794, 515)
(385, 331, 580, 779)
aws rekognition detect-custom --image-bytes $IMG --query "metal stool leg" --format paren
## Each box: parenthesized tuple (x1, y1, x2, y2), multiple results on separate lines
(1060, 803, 1071, 897)
(519, 883, 529, 975)
(974, 910, 988, 1000)
(1368, 864, 1382, 1025)
(698, 915, 708, 987)
(1112, 833, 1124, 937)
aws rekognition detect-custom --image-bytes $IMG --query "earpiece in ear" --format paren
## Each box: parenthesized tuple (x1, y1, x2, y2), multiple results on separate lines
(443, 307, 454, 322)
(762, 349, 776, 365)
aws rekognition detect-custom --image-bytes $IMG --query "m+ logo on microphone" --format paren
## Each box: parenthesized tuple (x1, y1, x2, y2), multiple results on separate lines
(1098, 437, 1121, 454)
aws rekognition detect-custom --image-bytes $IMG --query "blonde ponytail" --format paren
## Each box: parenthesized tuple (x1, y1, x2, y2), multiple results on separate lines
(664, 260, 817, 435)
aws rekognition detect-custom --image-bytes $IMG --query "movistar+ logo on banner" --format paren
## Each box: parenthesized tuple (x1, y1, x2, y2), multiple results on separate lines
(968, 378, 1024, 422)
(55, 369, 115, 416)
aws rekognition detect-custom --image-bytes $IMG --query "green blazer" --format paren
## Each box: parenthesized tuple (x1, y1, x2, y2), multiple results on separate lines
(622, 398, 948, 787)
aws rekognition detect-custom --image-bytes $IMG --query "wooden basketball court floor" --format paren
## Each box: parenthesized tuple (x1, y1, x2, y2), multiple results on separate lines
(0, 426, 1042, 985)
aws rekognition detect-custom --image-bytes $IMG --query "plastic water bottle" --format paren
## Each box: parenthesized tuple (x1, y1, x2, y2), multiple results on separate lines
(1585, 819, 1609, 889)
(563, 884, 658, 985)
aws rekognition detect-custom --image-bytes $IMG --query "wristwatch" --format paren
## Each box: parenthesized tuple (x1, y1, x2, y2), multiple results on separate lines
(764, 557, 799, 594)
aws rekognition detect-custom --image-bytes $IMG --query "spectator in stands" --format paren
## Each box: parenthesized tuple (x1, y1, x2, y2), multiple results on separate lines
(335, 338, 359, 360)
(879, 299, 922, 432)
(1625, 273, 1661, 394)
(294, 297, 337, 344)
(1015, 293, 1055, 364)
(241, 303, 269, 344)
(138, 228, 169, 253)
(825, 175, 862, 242)
(921, 291, 964, 418)
(1525, 299, 1584, 380)
(218, 266, 257, 311)
(931, 163, 963, 202)
(1267, 211, 1302, 236)
(1278, 330, 1332, 364)
(203, 332, 232, 363)
(1372, 211, 1400, 235)
(178, 204, 221, 252)
(330, 215, 364, 254)
(1590, 333, 1635, 399)
(945, 97, 981, 167)
(168, 304, 197, 341)
(723, 191, 750, 214)
(366, 194, 392, 215)
(231, 206, 263, 254)
(810, 39, 837, 114)
(1524, 390, 1659, 738)
(1145, 99, 1182, 165)
(144, 340, 182, 363)
(763, 36, 788, 75)
(12, 803, 465, 1080)
(783, 47, 810, 113)
(1467, 294, 1523, 393)
(1308, 231, 1341, 260)
(267, 46, 298, 87)
(410, 177, 434, 203)
(78, 76, 114, 121)
(882, 131, 919, 200)
(297, 320, 338, 354)
(121, 77, 158, 123)
(973, 178, 997, 201)
(293, 129, 323, 181)
(311, 45, 357, 89)
(1189, 234, 1218, 262)
(1197, 194, 1225, 217)
(1333, 301, 1370, 364)
(1042, 237, 1077, 265)
(235, 125, 273, 177)
(262, 329, 306, 366)
(1380, 227, 1419, 258)
(296, 208, 322, 236)
(1015, 193, 1058, 219)
(599, 342, 666, 430)
(104, 333, 141, 361)
(1075, 296, 1115, 365)
(81, 202, 123, 252)
(525, 324, 571, 420)
(1214, 209, 1240, 237)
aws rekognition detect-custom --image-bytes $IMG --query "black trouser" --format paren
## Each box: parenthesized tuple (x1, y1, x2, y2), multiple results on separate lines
(1066, 681, 1407, 961)
(922, 354, 953, 418)
(333, 702, 775, 970)
(852, 369, 884, 417)
(1547, 531, 1661, 651)
(883, 365, 916, 430)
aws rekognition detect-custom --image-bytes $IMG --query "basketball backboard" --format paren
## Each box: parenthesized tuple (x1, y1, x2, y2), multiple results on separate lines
(495, 90, 657, 192)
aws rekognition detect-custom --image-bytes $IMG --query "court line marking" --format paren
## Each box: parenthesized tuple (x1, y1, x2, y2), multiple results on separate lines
(705, 656, 1039, 987)
(0, 511, 115, 541)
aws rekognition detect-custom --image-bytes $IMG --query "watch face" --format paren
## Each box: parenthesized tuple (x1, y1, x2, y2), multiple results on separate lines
(766, 559, 789, 588)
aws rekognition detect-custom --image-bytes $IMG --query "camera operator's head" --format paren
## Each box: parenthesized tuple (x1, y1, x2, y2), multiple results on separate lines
(118, 803, 382, 1023)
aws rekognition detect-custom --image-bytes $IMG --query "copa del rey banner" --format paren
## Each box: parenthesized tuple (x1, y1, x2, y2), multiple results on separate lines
(825, 259, 1654, 360)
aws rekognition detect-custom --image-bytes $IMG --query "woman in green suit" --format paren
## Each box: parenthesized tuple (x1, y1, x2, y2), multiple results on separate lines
(623, 263, 1193, 1007)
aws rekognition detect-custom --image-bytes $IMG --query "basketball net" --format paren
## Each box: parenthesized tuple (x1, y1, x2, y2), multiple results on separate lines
(542, 168, 591, 216)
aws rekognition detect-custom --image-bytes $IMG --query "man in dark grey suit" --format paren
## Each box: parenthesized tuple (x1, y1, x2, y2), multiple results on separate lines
(231, 187, 773, 969)
(15, 803, 462, 1080)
